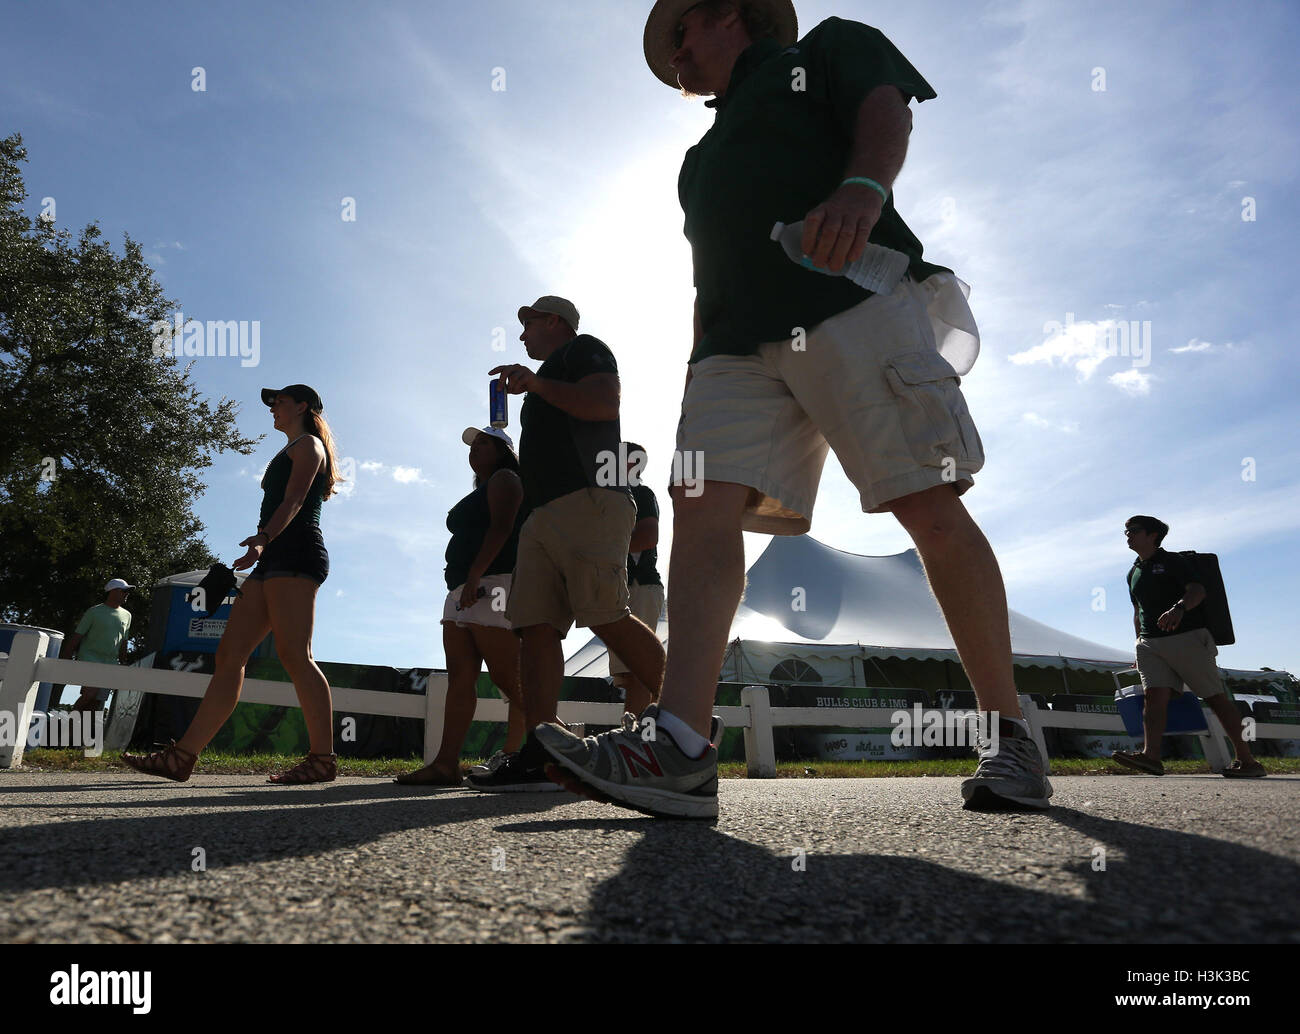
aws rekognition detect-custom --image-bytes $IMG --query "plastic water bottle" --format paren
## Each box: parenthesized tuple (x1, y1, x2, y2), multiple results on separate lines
(771, 220, 910, 295)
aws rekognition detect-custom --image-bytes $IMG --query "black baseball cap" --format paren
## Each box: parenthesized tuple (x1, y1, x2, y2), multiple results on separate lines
(261, 384, 323, 411)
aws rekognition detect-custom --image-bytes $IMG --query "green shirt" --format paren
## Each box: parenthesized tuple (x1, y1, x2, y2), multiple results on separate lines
(1127, 549, 1207, 639)
(75, 603, 131, 660)
(680, 18, 950, 363)
(519, 335, 630, 510)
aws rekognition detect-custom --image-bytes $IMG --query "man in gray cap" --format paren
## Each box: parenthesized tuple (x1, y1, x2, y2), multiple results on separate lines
(470, 297, 667, 792)
(537, 2, 1048, 818)
(61, 578, 134, 712)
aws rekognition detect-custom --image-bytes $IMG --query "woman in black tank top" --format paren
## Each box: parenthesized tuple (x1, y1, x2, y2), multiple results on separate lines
(124, 384, 345, 786)
(396, 427, 528, 785)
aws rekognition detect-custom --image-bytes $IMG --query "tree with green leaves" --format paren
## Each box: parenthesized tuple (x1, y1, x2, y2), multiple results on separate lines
(0, 132, 259, 657)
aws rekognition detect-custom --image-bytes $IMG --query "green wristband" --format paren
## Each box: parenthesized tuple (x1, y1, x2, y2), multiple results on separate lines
(841, 177, 889, 203)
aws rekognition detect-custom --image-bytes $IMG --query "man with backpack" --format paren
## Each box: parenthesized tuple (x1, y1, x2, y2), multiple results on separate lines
(1114, 515, 1266, 778)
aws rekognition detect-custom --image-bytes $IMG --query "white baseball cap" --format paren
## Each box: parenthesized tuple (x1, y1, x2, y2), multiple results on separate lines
(462, 426, 517, 453)
(104, 578, 135, 592)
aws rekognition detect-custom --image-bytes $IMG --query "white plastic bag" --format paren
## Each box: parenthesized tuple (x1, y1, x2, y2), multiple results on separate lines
(904, 272, 980, 376)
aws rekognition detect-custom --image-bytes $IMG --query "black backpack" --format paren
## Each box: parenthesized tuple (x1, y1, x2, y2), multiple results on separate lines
(1178, 551, 1234, 646)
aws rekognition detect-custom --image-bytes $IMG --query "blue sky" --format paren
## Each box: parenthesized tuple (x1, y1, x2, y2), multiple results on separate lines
(6, 0, 1299, 678)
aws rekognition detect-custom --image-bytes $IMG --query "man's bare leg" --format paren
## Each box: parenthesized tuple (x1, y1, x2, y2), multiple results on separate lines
(518, 623, 565, 729)
(657, 481, 751, 739)
(614, 673, 655, 717)
(1140, 685, 1172, 760)
(590, 615, 665, 706)
(1205, 693, 1257, 766)
(888, 484, 1020, 718)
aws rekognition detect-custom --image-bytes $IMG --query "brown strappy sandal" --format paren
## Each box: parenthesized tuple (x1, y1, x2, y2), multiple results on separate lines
(122, 741, 198, 782)
(268, 752, 337, 785)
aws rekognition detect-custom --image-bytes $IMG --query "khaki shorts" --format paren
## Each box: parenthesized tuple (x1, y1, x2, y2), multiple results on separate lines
(1136, 628, 1225, 698)
(608, 581, 666, 677)
(677, 280, 985, 534)
(506, 487, 635, 638)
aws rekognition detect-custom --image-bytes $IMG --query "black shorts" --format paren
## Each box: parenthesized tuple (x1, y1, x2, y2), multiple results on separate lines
(247, 525, 329, 585)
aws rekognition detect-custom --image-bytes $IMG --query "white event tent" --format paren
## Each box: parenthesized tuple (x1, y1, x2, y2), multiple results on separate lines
(566, 535, 1137, 693)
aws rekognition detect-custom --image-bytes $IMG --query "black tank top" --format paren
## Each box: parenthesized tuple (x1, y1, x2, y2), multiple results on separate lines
(444, 475, 527, 590)
(259, 434, 329, 532)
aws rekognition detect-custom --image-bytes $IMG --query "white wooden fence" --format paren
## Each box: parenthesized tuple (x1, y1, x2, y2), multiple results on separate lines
(2, 630, 1295, 774)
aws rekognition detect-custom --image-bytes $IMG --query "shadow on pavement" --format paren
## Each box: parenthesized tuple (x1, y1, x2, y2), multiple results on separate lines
(0, 791, 570, 894)
(0, 779, 480, 809)
(499, 805, 1300, 943)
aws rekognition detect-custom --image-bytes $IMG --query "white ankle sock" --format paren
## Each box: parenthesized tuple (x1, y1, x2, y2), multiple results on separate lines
(654, 709, 710, 759)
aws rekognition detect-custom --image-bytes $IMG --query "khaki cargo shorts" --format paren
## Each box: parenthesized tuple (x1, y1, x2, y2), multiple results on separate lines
(1136, 628, 1225, 698)
(608, 581, 665, 676)
(506, 487, 635, 638)
(677, 279, 985, 534)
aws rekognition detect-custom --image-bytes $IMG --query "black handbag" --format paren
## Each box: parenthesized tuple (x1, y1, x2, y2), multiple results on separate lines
(186, 563, 243, 618)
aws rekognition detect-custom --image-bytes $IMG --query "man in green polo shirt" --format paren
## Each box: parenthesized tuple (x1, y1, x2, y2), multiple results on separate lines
(537, 0, 1050, 817)
(62, 578, 134, 712)
(1114, 516, 1264, 778)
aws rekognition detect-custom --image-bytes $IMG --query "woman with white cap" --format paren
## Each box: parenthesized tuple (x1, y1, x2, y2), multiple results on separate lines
(123, 384, 342, 784)
(396, 427, 529, 785)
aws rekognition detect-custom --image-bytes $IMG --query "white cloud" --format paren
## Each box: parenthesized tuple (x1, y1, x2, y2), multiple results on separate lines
(1109, 369, 1152, 396)
(1021, 412, 1079, 433)
(1008, 318, 1151, 381)
(344, 459, 429, 486)
(1170, 338, 1235, 354)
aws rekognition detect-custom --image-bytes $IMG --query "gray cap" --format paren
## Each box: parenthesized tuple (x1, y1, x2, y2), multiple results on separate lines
(517, 296, 580, 331)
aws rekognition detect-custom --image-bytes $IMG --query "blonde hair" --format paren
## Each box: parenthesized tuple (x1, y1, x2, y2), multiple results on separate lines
(306, 409, 343, 500)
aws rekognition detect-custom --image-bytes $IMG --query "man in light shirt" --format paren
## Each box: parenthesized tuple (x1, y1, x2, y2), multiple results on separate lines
(62, 578, 134, 712)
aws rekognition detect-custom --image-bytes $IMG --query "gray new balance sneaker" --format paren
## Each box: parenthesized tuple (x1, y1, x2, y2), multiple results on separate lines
(535, 705, 719, 819)
(961, 727, 1053, 810)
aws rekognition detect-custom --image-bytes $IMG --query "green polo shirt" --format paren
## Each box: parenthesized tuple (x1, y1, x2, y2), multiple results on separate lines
(75, 603, 131, 661)
(680, 17, 951, 363)
(1127, 549, 1207, 639)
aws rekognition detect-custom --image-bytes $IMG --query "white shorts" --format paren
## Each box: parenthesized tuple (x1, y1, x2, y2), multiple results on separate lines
(441, 573, 514, 630)
(678, 275, 984, 534)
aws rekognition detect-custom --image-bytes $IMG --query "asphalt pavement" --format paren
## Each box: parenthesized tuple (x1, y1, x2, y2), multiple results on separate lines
(1, 772, 1297, 943)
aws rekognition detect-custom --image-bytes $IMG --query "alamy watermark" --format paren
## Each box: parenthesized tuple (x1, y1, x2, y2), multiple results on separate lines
(1042, 312, 1151, 368)
(50, 965, 151, 1013)
(151, 311, 260, 367)
(594, 443, 704, 498)
(1, 708, 104, 757)
(890, 706, 998, 754)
